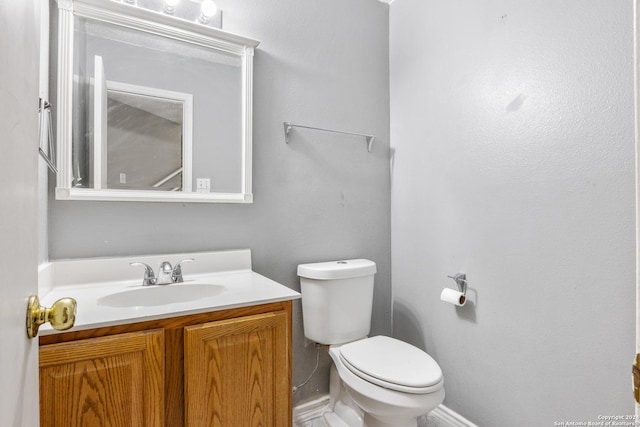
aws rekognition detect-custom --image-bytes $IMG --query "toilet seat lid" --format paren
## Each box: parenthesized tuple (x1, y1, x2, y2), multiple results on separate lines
(339, 336, 443, 393)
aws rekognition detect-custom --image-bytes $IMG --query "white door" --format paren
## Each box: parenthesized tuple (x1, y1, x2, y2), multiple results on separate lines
(0, 0, 42, 426)
(636, 0, 640, 417)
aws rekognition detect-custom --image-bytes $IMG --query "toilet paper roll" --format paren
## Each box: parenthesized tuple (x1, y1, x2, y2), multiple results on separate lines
(440, 287, 466, 306)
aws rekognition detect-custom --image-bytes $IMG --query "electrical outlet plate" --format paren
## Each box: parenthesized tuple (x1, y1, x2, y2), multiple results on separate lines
(196, 178, 211, 193)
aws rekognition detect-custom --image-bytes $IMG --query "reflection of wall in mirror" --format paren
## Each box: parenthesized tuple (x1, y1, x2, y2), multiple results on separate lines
(106, 98, 182, 191)
(74, 18, 242, 193)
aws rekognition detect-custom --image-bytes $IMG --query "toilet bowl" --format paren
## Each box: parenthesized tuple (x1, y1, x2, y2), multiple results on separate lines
(298, 259, 445, 427)
(327, 337, 445, 427)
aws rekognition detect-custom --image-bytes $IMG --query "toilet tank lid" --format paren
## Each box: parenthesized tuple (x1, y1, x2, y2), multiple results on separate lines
(297, 259, 376, 280)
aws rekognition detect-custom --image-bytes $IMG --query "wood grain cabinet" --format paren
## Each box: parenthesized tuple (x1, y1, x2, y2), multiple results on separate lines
(184, 311, 290, 426)
(40, 329, 164, 427)
(39, 301, 292, 427)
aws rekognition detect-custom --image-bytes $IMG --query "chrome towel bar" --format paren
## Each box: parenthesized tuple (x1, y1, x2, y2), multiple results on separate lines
(283, 122, 375, 152)
(38, 98, 57, 173)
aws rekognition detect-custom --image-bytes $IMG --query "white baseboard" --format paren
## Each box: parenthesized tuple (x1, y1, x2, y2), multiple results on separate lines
(293, 396, 477, 427)
(422, 404, 479, 427)
(293, 395, 330, 424)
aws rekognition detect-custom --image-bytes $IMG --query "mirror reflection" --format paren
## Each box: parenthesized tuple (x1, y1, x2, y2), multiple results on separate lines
(73, 16, 241, 193)
(105, 83, 187, 191)
(54, 0, 259, 202)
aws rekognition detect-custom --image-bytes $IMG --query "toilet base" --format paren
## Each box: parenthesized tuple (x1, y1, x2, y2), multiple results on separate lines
(363, 413, 417, 427)
(323, 410, 417, 427)
(325, 362, 441, 427)
(323, 411, 351, 427)
(325, 365, 364, 426)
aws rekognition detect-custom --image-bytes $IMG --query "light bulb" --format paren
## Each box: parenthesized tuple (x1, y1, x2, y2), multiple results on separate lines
(198, 0, 217, 24)
(163, 0, 180, 14)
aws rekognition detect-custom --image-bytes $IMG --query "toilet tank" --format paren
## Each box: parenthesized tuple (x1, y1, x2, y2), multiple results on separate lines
(297, 259, 376, 345)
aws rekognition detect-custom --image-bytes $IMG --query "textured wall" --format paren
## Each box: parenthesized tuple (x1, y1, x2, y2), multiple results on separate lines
(48, 0, 390, 405)
(390, 0, 635, 425)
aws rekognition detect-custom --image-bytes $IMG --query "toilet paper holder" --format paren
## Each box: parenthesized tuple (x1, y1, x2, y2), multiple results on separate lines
(447, 273, 467, 296)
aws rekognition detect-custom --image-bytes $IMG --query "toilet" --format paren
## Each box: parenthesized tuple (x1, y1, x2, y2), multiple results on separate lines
(298, 259, 445, 427)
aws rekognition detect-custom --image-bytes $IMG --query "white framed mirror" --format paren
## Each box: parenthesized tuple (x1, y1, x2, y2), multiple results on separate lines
(54, 0, 259, 203)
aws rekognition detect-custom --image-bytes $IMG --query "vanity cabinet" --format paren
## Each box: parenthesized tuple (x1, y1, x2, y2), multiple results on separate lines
(39, 329, 164, 426)
(184, 311, 290, 426)
(39, 301, 292, 427)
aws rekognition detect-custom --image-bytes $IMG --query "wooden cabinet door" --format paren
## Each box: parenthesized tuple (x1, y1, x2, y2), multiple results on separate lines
(40, 329, 164, 427)
(184, 311, 291, 427)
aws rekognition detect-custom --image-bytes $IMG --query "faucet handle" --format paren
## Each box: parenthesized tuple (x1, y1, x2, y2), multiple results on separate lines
(172, 258, 195, 283)
(130, 262, 156, 286)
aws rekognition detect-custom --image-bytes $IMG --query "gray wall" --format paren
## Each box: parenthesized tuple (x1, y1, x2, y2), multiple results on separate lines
(390, 0, 635, 425)
(48, 0, 391, 405)
(106, 100, 182, 190)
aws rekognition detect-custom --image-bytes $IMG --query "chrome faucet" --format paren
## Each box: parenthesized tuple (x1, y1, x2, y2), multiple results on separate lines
(156, 261, 174, 285)
(130, 262, 156, 286)
(172, 258, 194, 283)
(130, 258, 195, 286)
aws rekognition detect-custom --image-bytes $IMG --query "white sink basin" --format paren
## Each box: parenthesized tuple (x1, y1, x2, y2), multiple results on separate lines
(38, 250, 301, 334)
(97, 283, 225, 307)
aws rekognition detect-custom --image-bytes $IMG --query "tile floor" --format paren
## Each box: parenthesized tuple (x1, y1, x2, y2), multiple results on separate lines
(294, 417, 328, 427)
(294, 414, 433, 427)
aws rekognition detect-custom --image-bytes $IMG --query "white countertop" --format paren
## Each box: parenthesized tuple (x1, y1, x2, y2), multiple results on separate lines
(38, 250, 300, 335)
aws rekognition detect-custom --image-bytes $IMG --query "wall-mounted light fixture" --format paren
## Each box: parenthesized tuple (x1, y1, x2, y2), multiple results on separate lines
(198, 0, 217, 24)
(121, 0, 222, 29)
(163, 0, 180, 14)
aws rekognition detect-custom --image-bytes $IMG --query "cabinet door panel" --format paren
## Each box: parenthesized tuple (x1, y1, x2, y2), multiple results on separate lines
(184, 311, 290, 427)
(40, 329, 164, 427)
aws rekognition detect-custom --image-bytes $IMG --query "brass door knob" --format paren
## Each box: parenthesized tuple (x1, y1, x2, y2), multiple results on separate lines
(26, 295, 77, 338)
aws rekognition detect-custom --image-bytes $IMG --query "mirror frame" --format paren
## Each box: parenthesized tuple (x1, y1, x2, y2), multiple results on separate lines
(54, 0, 259, 203)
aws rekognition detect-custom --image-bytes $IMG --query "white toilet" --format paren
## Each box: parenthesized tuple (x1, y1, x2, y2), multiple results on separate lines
(298, 259, 445, 427)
